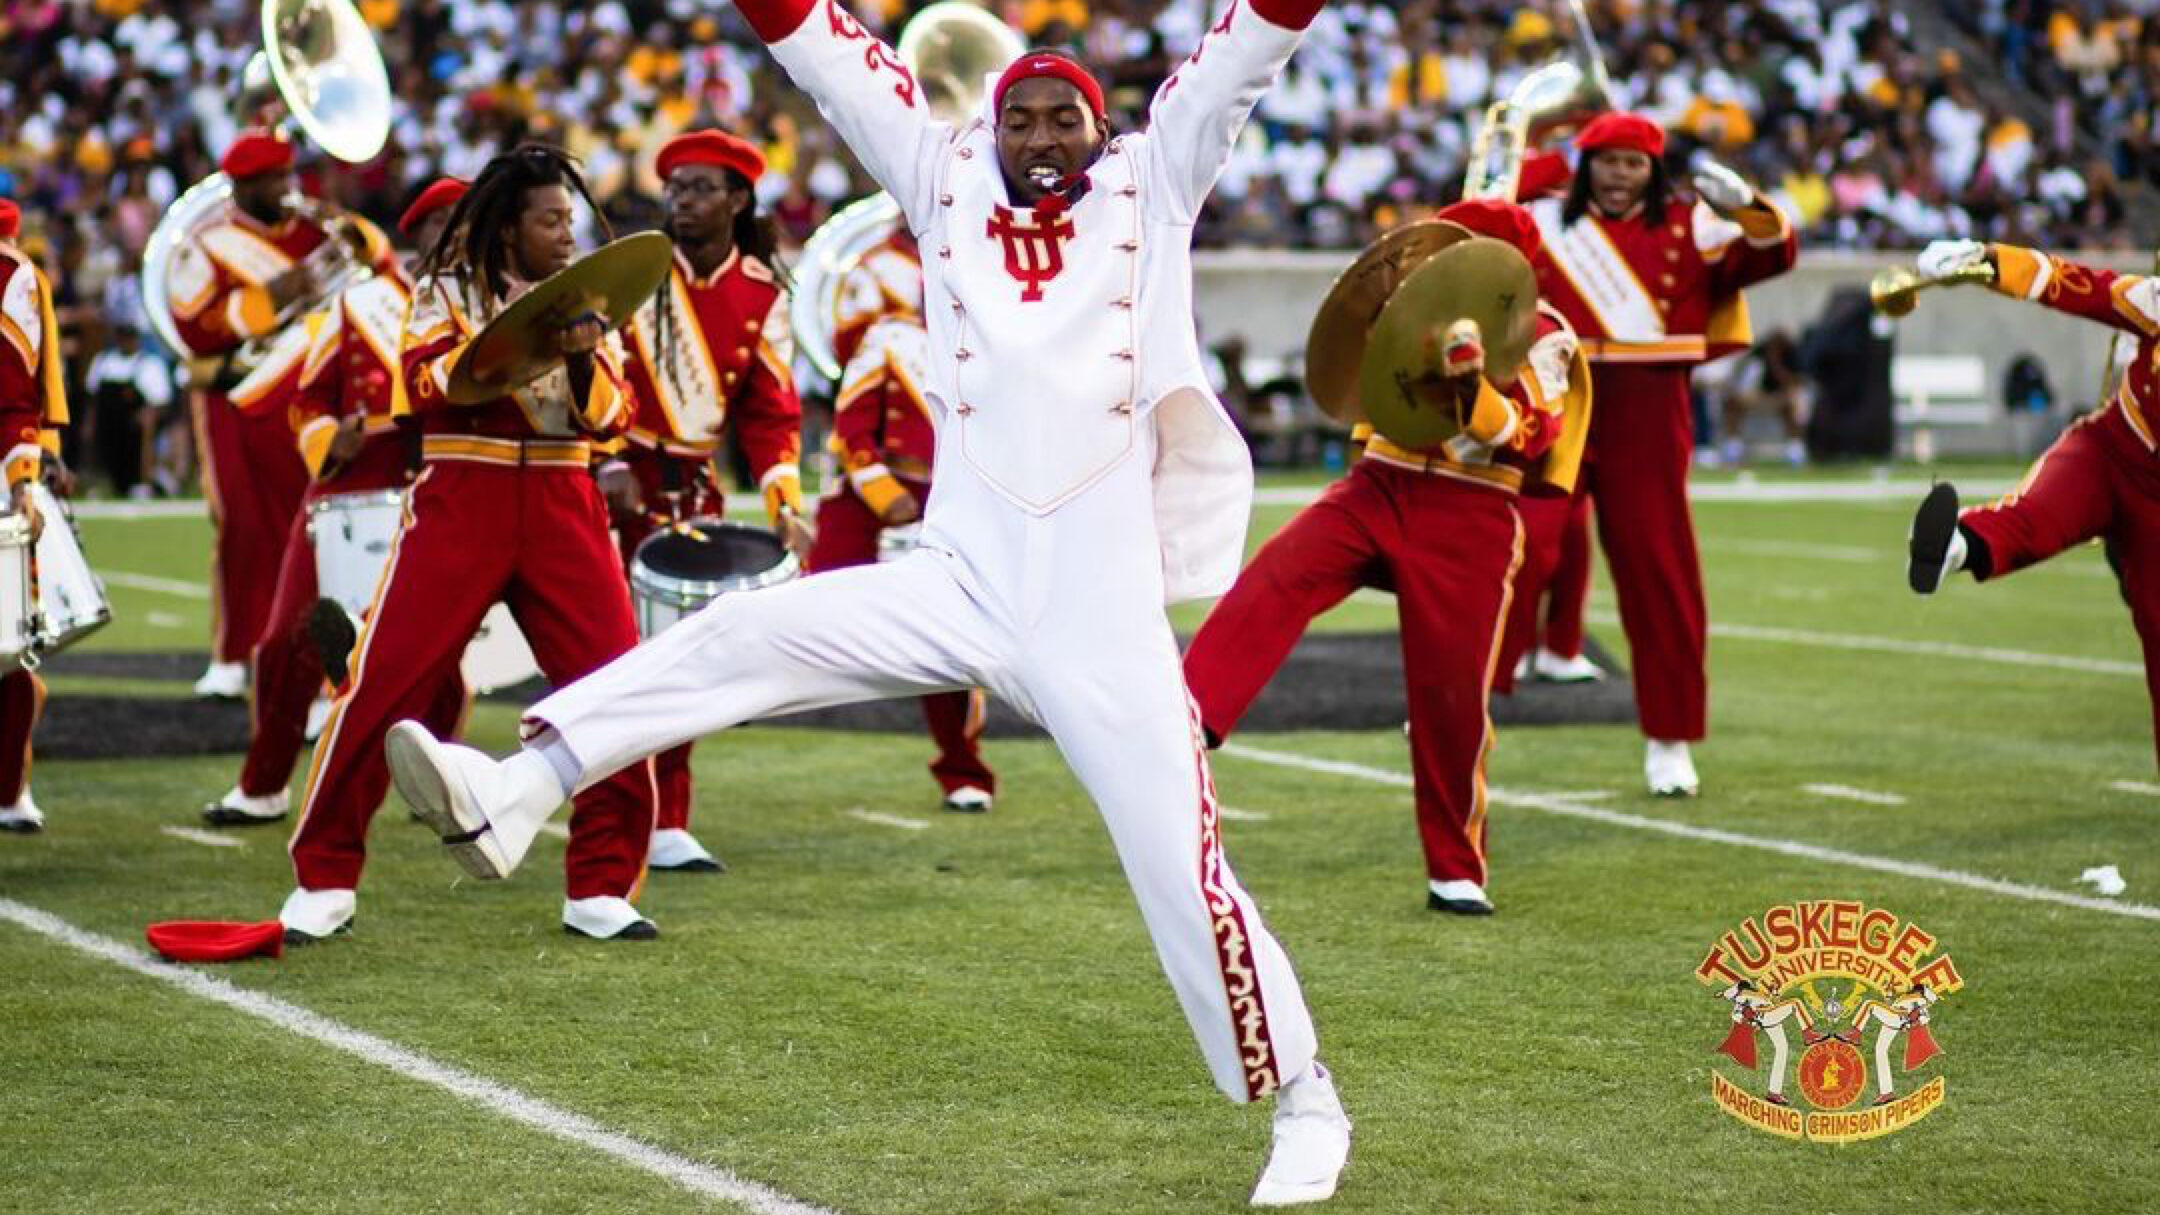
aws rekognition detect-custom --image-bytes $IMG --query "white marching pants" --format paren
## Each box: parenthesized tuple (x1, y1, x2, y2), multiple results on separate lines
(529, 497, 1319, 1102)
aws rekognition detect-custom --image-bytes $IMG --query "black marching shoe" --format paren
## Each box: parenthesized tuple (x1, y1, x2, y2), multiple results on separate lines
(1907, 483, 1962, 594)
(305, 598, 359, 686)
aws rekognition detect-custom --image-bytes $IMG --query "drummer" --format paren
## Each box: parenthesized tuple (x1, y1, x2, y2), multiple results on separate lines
(275, 145, 662, 943)
(601, 128, 811, 873)
(0, 198, 70, 832)
(201, 178, 473, 829)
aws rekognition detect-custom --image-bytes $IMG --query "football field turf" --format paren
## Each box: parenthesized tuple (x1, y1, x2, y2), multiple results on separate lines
(3, 465, 2155, 1214)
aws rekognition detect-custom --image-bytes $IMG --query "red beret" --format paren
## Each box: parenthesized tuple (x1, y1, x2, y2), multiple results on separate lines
(220, 130, 296, 180)
(1436, 199, 1543, 263)
(657, 129, 766, 185)
(0, 200, 18, 240)
(1574, 112, 1667, 159)
(398, 177, 468, 236)
(146, 919, 286, 963)
(995, 52, 1106, 119)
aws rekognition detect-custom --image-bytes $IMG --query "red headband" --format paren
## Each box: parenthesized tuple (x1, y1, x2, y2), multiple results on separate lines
(657, 129, 767, 185)
(1574, 112, 1666, 159)
(994, 53, 1105, 118)
(0, 200, 18, 240)
(398, 177, 468, 235)
(221, 130, 295, 180)
(1435, 199, 1543, 262)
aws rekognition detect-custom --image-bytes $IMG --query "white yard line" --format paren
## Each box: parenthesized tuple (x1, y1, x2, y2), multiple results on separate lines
(2110, 780, 2160, 797)
(1802, 783, 1909, 807)
(1220, 742, 2160, 924)
(1699, 538, 1881, 563)
(69, 500, 206, 520)
(1217, 806, 1270, 822)
(160, 825, 245, 849)
(843, 809, 930, 832)
(1574, 612, 2143, 679)
(0, 897, 841, 1215)
(535, 822, 570, 840)
(101, 570, 212, 599)
(1249, 478, 2016, 510)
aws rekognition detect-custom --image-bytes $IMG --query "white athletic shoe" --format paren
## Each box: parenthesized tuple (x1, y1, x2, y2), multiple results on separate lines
(648, 827, 724, 873)
(304, 696, 332, 742)
(385, 722, 561, 881)
(1251, 1062, 1351, 1207)
(942, 786, 994, 813)
(1511, 651, 1532, 684)
(193, 661, 248, 700)
(201, 785, 290, 827)
(1645, 740, 1700, 798)
(562, 895, 657, 941)
(1427, 879, 1494, 916)
(277, 886, 356, 942)
(1532, 647, 1605, 683)
(0, 790, 45, 833)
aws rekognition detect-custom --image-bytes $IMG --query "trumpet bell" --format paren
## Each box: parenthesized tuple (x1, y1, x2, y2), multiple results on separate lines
(261, 0, 391, 163)
(1869, 267, 1921, 318)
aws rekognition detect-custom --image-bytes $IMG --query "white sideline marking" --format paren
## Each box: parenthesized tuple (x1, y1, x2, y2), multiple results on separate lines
(1701, 538, 1880, 563)
(102, 570, 211, 599)
(160, 825, 245, 849)
(145, 610, 186, 628)
(70, 500, 205, 520)
(1542, 791, 1617, 803)
(1249, 478, 2016, 509)
(536, 822, 570, 840)
(844, 808, 930, 831)
(1578, 612, 2144, 679)
(2111, 781, 2160, 797)
(0, 897, 840, 1215)
(1220, 743, 2160, 923)
(1218, 806, 1270, 822)
(1803, 784, 1909, 807)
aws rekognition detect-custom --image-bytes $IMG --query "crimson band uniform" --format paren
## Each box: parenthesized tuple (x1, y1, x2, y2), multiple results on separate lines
(1957, 245, 2160, 767)
(811, 228, 995, 799)
(1527, 139, 1797, 742)
(0, 225, 67, 814)
(614, 241, 805, 835)
(287, 272, 657, 901)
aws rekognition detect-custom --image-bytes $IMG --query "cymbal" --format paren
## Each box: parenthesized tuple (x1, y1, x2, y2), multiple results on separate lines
(1357, 237, 1539, 452)
(1304, 220, 1473, 424)
(445, 232, 673, 405)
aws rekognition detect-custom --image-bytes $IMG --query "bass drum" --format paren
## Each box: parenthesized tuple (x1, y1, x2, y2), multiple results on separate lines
(629, 518, 798, 639)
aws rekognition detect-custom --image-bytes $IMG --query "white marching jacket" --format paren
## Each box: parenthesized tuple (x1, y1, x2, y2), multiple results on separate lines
(769, 3, 1305, 602)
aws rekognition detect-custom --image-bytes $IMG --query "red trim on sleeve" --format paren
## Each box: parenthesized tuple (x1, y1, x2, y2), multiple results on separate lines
(1247, 0, 1326, 31)
(736, 0, 817, 42)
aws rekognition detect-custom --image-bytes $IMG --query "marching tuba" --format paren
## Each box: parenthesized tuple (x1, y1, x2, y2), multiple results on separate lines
(1460, 0, 1612, 202)
(790, 1, 1026, 382)
(139, 0, 391, 375)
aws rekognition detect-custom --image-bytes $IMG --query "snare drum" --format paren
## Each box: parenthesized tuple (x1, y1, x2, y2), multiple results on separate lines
(630, 518, 798, 638)
(876, 522, 922, 563)
(27, 482, 110, 654)
(308, 489, 407, 618)
(0, 510, 32, 662)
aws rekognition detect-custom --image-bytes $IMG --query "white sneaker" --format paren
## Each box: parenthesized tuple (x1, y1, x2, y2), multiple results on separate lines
(1645, 740, 1700, 797)
(1252, 1061, 1352, 1206)
(201, 785, 290, 827)
(0, 790, 45, 833)
(1532, 647, 1605, 683)
(1511, 651, 1531, 684)
(304, 696, 332, 742)
(193, 661, 248, 700)
(278, 886, 356, 942)
(562, 895, 657, 940)
(385, 721, 562, 881)
(1427, 878, 1493, 916)
(942, 786, 994, 813)
(648, 827, 724, 873)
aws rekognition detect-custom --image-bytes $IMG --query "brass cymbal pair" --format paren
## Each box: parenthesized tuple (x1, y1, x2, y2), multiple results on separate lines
(445, 232, 674, 404)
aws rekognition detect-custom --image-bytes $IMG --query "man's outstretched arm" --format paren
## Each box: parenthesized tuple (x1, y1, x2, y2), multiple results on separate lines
(1143, 0, 1326, 222)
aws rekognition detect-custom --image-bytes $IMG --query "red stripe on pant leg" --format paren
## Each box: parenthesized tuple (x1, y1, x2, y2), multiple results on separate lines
(1185, 695, 1279, 1101)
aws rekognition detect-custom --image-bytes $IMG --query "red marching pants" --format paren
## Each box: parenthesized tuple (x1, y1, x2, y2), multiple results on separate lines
(1959, 406, 2160, 769)
(0, 668, 44, 804)
(1184, 462, 1524, 886)
(289, 457, 656, 897)
(1494, 489, 1595, 693)
(1580, 363, 1707, 741)
(193, 391, 311, 664)
(610, 447, 722, 835)
(808, 476, 996, 797)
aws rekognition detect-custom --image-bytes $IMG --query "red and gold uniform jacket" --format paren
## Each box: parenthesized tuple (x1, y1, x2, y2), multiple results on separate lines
(1990, 244, 2160, 454)
(1528, 194, 1796, 366)
(0, 243, 67, 489)
(1355, 306, 1592, 496)
(400, 270, 633, 469)
(167, 206, 391, 381)
(617, 248, 803, 522)
(828, 230, 936, 516)
(290, 272, 417, 491)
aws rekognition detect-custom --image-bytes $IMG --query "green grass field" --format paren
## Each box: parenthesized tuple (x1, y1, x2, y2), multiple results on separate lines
(4, 463, 2156, 1215)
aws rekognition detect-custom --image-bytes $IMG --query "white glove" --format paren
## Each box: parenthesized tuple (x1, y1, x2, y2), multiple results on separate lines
(1691, 160, 1755, 212)
(1917, 238, 1989, 280)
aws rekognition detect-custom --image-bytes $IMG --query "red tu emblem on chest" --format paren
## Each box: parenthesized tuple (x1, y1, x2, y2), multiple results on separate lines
(986, 205, 1077, 303)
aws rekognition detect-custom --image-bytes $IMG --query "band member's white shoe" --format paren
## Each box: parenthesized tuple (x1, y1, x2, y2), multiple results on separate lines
(0, 790, 45, 833)
(304, 696, 333, 742)
(942, 786, 994, 813)
(193, 661, 248, 700)
(1645, 740, 1700, 797)
(1532, 647, 1605, 683)
(1427, 879, 1493, 916)
(562, 896, 657, 941)
(1251, 1062, 1351, 1206)
(278, 886, 355, 943)
(201, 786, 290, 827)
(1510, 652, 1531, 684)
(1907, 482, 1966, 594)
(386, 722, 561, 881)
(648, 828, 725, 873)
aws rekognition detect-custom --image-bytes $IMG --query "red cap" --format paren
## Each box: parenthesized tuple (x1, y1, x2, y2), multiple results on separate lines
(1574, 112, 1667, 159)
(146, 920, 286, 963)
(0, 200, 18, 240)
(1435, 199, 1543, 262)
(994, 52, 1106, 119)
(656, 129, 766, 185)
(398, 177, 469, 236)
(220, 130, 296, 180)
